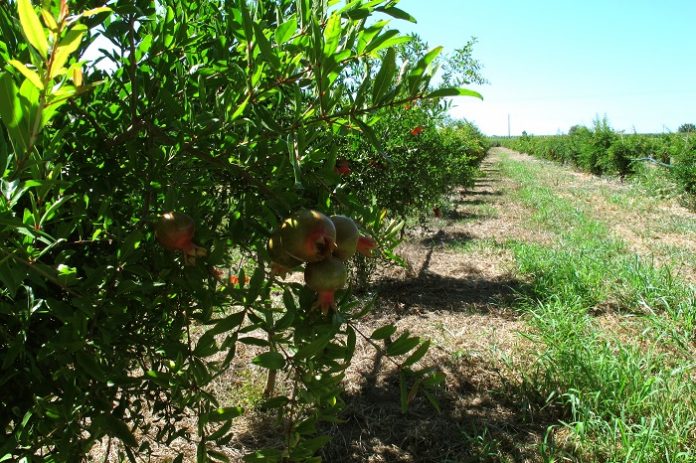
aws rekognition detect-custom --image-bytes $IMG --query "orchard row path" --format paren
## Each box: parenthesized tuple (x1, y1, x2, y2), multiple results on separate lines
(320, 147, 696, 463)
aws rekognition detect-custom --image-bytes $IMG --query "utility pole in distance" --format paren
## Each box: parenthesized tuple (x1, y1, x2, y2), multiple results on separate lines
(507, 113, 511, 138)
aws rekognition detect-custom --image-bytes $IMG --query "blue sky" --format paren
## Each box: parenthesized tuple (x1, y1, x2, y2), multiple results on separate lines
(394, 0, 696, 135)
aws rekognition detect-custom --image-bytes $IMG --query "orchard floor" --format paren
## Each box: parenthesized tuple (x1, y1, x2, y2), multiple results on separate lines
(90, 148, 696, 462)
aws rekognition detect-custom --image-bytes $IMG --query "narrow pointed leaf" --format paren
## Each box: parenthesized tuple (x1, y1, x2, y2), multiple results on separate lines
(252, 351, 285, 370)
(0, 73, 22, 127)
(40, 9, 58, 32)
(371, 47, 396, 104)
(426, 87, 483, 99)
(18, 0, 48, 58)
(375, 6, 417, 23)
(9, 60, 44, 90)
(50, 24, 87, 79)
(79, 6, 112, 18)
(275, 17, 297, 44)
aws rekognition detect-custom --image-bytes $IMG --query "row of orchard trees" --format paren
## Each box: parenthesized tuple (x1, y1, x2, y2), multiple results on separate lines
(0, 0, 488, 461)
(501, 118, 696, 206)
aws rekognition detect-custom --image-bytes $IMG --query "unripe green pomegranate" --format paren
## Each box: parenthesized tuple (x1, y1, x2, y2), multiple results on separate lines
(304, 256, 347, 314)
(331, 215, 359, 260)
(279, 209, 336, 262)
(267, 231, 302, 277)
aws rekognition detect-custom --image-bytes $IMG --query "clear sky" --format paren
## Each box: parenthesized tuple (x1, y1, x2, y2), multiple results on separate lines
(394, 0, 696, 136)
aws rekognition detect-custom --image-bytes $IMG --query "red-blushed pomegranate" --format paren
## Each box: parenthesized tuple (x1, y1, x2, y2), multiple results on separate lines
(155, 212, 206, 265)
(410, 126, 424, 136)
(331, 215, 359, 260)
(267, 231, 302, 277)
(334, 159, 351, 175)
(304, 256, 347, 314)
(279, 209, 336, 262)
(357, 235, 378, 257)
(155, 212, 194, 250)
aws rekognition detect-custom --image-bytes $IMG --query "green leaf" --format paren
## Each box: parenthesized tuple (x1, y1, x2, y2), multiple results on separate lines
(352, 117, 383, 153)
(252, 351, 285, 370)
(9, 60, 43, 90)
(370, 324, 396, 340)
(0, 73, 22, 127)
(375, 6, 417, 23)
(386, 333, 420, 357)
(323, 14, 341, 57)
(259, 395, 290, 410)
(18, 0, 48, 59)
(79, 6, 112, 18)
(275, 17, 297, 44)
(51, 24, 87, 77)
(294, 334, 331, 359)
(364, 30, 411, 55)
(402, 340, 430, 366)
(426, 87, 483, 100)
(208, 311, 245, 336)
(208, 449, 231, 463)
(252, 23, 279, 70)
(206, 406, 243, 422)
(243, 449, 283, 462)
(371, 48, 396, 104)
(411, 46, 442, 79)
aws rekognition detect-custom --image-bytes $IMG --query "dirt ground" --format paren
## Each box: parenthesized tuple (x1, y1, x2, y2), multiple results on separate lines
(318, 152, 552, 463)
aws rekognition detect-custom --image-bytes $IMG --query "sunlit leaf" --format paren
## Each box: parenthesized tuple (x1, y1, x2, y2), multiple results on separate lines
(18, 0, 48, 58)
(9, 60, 43, 90)
(426, 87, 483, 99)
(50, 24, 87, 79)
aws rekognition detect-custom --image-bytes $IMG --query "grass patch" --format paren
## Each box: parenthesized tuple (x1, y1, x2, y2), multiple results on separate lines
(492, 155, 696, 462)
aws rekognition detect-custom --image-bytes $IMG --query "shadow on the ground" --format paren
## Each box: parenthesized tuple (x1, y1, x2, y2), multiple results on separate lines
(467, 190, 503, 197)
(319, 155, 560, 461)
(443, 209, 496, 222)
(320, 349, 559, 463)
(373, 230, 525, 317)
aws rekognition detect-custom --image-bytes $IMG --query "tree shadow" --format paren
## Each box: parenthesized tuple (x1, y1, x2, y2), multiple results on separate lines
(321, 348, 561, 463)
(467, 190, 503, 197)
(373, 232, 526, 317)
(443, 209, 496, 222)
(455, 198, 488, 206)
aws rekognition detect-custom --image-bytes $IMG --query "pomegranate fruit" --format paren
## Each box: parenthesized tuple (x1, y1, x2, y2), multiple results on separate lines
(155, 212, 206, 265)
(304, 256, 347, 314)
(279, 209, 336, 262)
(357, 235, 378, 257)
(410, 126, 424, 136)
(334, 159, 351, 175)
(267, 231, 302, 277)
(331, 215, 359, 260)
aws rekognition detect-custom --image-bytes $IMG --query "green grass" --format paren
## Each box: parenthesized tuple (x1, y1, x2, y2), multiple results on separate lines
(491, 155, 696, 462)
